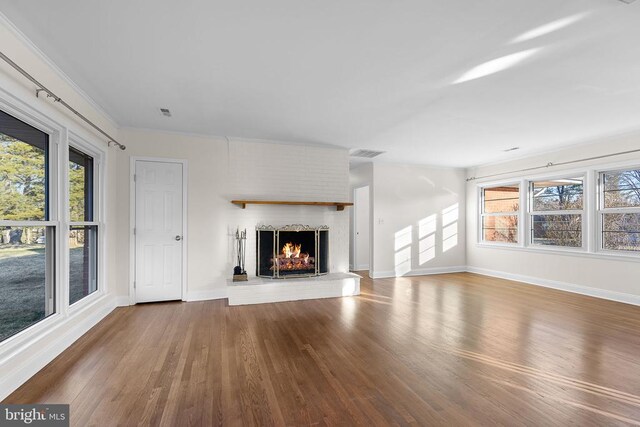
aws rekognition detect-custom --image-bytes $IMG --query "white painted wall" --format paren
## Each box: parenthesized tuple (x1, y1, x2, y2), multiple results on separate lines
(115, 130, 228, 300)
(466, 131, 640, 303)
(116, 130, 351, 301)
(0, 16, 122, 400)
(367, 163, 467, 278)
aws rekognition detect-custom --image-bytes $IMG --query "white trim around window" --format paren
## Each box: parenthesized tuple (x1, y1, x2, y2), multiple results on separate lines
(476, 161, 640, 262)
(596, 165, 640, 257)
(0, 82, 108, 352)
(527, 174, 586, 250)
(478, 181, 521, 246)
(67, 134, 106, 311)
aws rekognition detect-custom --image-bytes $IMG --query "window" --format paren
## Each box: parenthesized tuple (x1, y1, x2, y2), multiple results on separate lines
(0, 110, 55, 342)
(69, 147, 98, 304)
(529, 177, 584, 247)
(600, 168, 640, 252)
(481, 184, 519, 243)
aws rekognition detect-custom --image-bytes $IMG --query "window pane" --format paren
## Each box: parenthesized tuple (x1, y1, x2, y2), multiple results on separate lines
(0, 111, 49, 221)
(69, 148, 94, 222)
(483, 185, 519, 213)
(0, 226, 54, 342)
(532, 178, 583, 211)
(603, 169, 640, 208)
(532, 214, 582, 247)
(483, 215, 518, 243)
(602, 213, 640, 252)
(69, 226, 98, 305)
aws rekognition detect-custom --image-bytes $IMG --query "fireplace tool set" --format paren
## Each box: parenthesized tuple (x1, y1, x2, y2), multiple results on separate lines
(233, 228, 248, 281)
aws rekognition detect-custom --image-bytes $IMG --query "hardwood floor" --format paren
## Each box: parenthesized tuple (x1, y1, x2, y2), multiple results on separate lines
(5, 272, 640, 426)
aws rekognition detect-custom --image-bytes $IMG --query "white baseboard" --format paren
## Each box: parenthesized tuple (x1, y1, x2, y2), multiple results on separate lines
(371, 266, 467, 279)
(0, 296, 117, 402)
(115, 296, 131, 307)
(186, 288, 228, 302)
(406, 266, 467, 277)
(370, 270, 392, 279)
(466, 266, 640, 307)
(354, 264, 369, 271)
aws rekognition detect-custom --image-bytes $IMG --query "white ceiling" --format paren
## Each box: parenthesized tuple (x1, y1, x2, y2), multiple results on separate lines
(1, 0, 639, 167)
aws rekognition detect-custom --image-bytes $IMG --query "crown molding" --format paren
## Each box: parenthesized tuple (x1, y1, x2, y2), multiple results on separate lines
(0, 11, 120, 130)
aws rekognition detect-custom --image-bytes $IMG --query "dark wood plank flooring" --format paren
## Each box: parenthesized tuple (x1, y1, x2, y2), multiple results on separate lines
(4, 272, 640, 426)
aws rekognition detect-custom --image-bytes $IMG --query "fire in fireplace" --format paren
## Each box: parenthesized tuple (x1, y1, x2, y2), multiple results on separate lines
(257, 225, 329, 278)
(278, 242, 315, 273)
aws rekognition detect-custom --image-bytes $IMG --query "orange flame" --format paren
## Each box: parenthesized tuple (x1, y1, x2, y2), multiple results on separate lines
(282, 242, 302, 258)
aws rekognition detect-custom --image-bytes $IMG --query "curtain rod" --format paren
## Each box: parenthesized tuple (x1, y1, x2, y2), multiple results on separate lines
(0, 50, 125, 150)
(466, 147, 640, 182)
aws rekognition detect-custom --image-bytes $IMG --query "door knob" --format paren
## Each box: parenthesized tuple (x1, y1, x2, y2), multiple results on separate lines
(175, 235, 182, 241)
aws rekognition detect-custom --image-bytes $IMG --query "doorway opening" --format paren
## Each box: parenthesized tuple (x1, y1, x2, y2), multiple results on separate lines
(353, 186, 370, 272)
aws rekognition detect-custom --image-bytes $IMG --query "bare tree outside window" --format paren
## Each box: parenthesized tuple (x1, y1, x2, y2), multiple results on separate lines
(602, 169, 640, 252)
(530, 178, 583, 247)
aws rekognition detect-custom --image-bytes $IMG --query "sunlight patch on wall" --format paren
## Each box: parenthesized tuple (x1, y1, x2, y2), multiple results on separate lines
(442, 204, 459, 253)
(419, 214, 437, 265)
(394, 226, 412, 251)
(395, 226, 412, 276)
(419, 234, 436, 264)
(442, 204, 458, 226)
(443, 223, 458, 252)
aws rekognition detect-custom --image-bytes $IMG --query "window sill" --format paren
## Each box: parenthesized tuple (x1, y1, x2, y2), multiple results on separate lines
(0, 292, 112, 361)
(67, 289, 104, 314)
(0, 312, 64, 360)
(475, 243, 640, 263)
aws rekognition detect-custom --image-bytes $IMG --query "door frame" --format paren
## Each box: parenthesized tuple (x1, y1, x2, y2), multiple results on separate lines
(129, 156, 188, 305)
(352, 185, 371, 272)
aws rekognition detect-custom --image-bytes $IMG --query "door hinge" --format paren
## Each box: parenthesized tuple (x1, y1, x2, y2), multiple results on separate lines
(133, 281, 136, 289)
(134, 174, 137, 182)
(133, 227, 136, 235)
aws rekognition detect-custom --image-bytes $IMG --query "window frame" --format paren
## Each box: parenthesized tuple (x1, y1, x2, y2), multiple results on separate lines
(66, 132, 105, 311)
(0, 91, 108, 353)
(478, 181, 522, 247)
(475, 161, 640, 262)
(527, 174, 586, 251)
(0, 96, 63, 347)
(597, 166, 640, 257)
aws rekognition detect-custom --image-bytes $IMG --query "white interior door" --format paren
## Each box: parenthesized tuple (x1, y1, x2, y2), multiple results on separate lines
(134, 160, 184, 303)
(354, 186, 370, 270)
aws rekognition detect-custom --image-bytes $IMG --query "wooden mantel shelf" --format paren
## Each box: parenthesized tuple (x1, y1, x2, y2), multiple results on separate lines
(231, 200, 354, 211)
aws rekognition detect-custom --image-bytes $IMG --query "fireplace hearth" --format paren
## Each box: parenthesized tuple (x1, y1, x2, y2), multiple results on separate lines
(257, 224, 329, 278)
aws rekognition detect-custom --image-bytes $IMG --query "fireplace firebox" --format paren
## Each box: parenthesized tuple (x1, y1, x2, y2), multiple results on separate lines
(257, 225, 329, 278)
